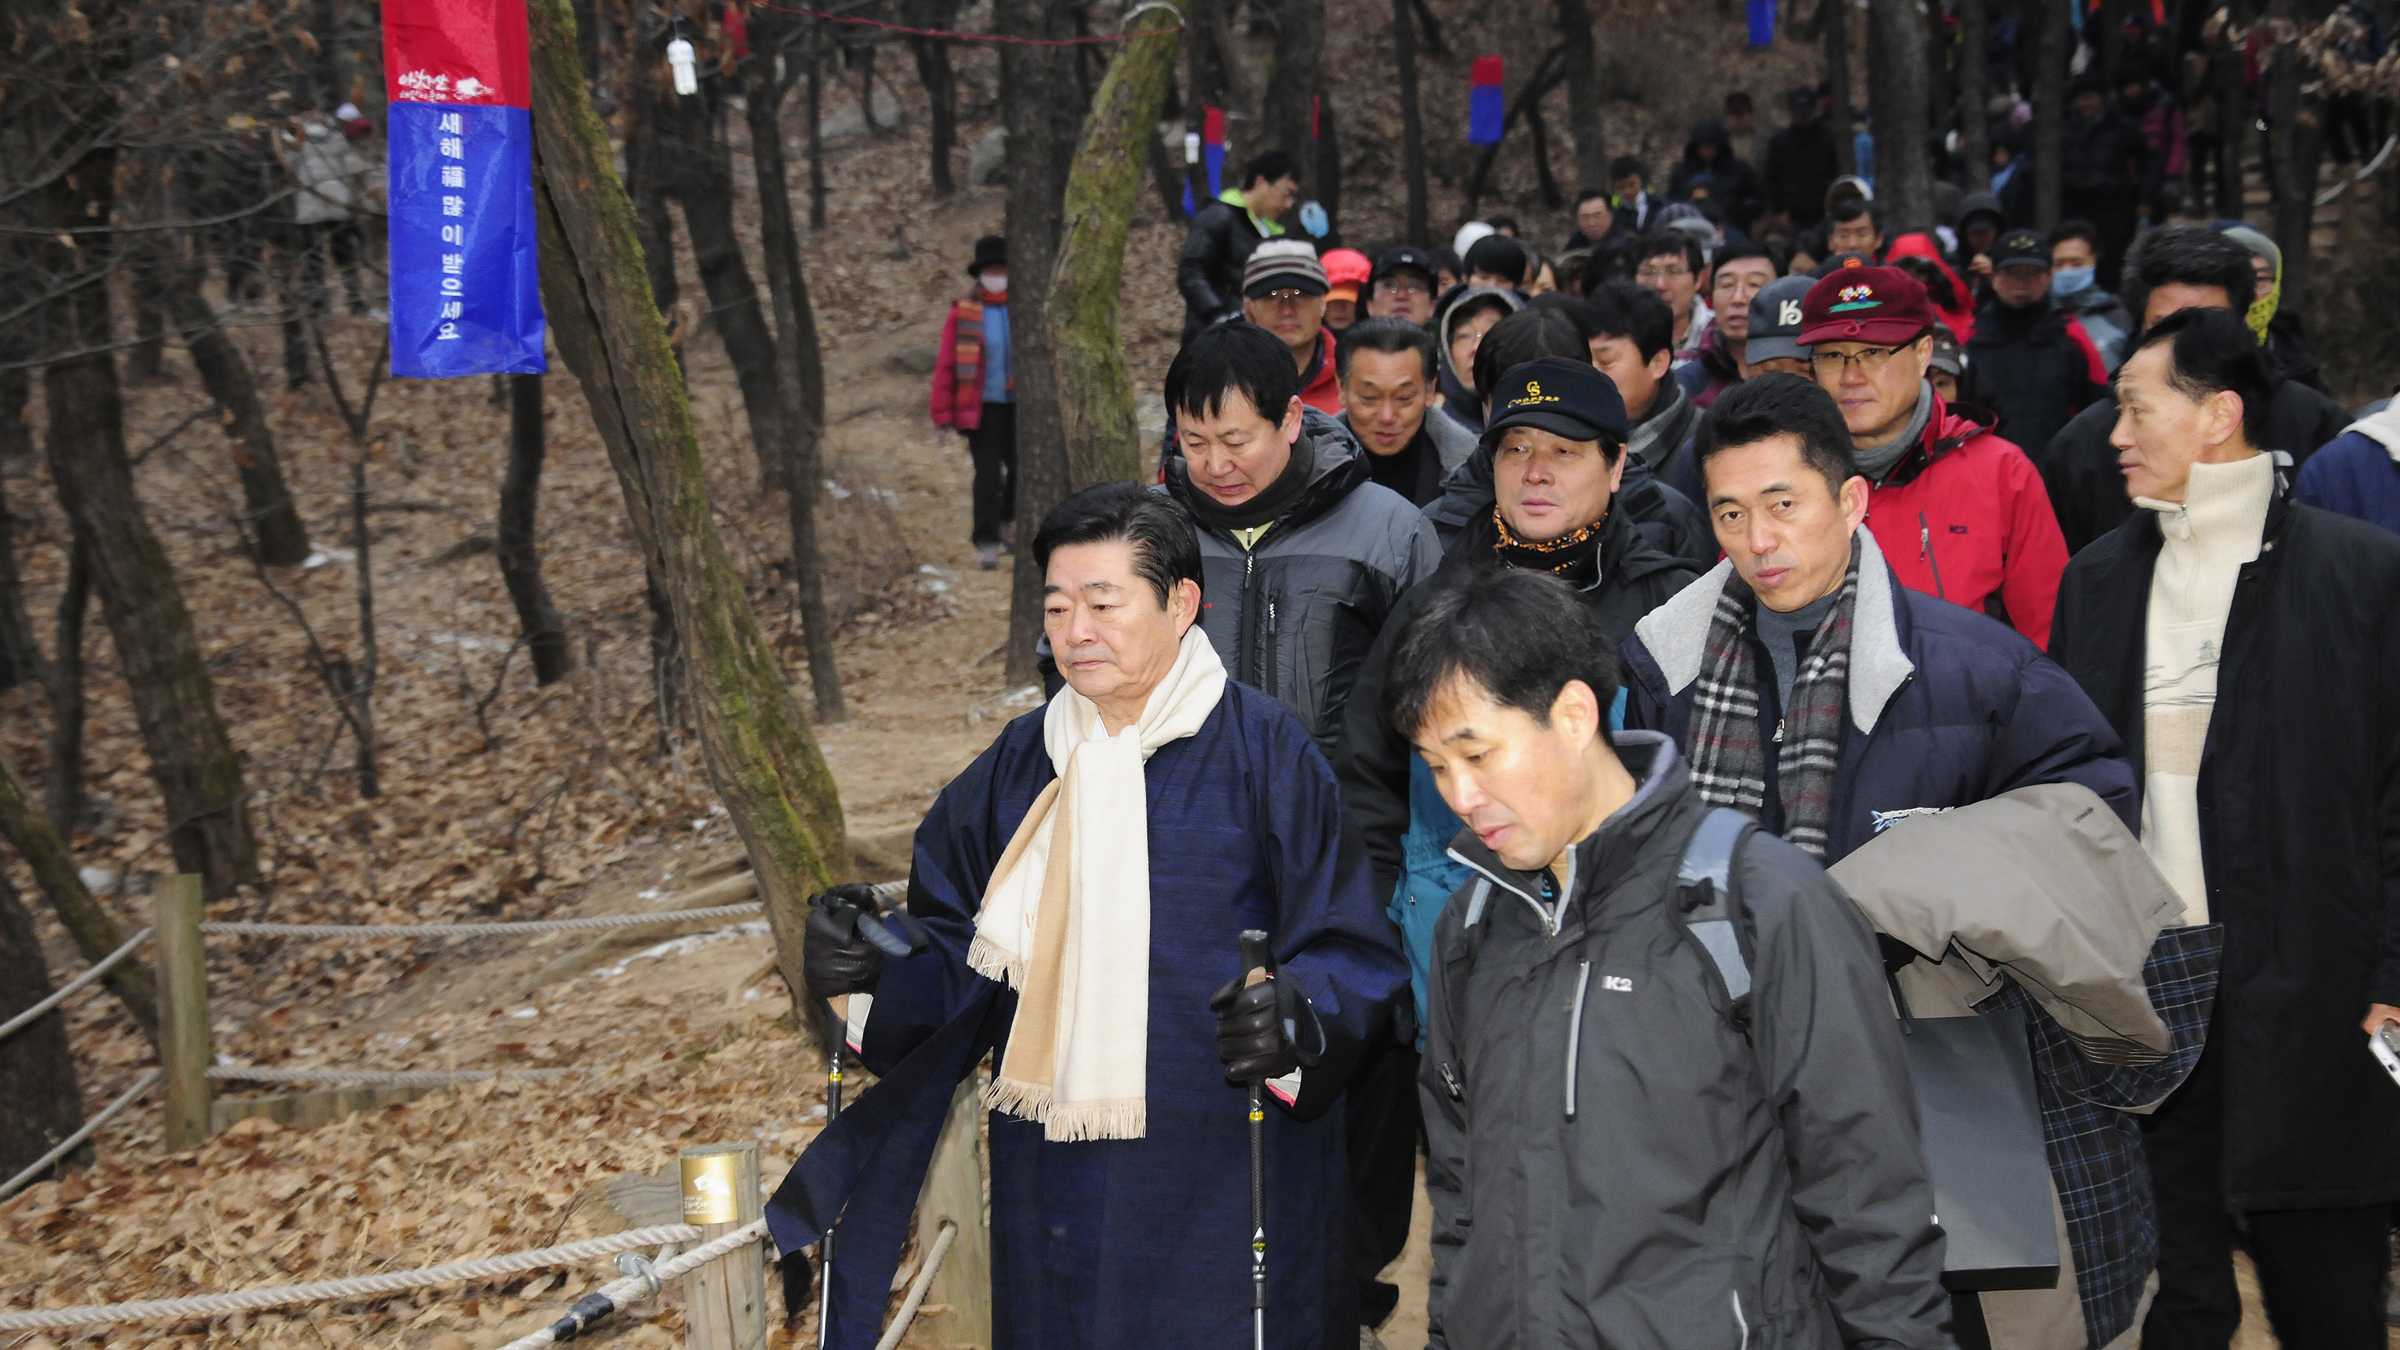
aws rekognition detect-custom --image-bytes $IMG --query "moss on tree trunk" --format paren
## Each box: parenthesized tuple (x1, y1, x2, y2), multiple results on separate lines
(1051, 9, 1183, 492)
(526, 0, 851, 1000)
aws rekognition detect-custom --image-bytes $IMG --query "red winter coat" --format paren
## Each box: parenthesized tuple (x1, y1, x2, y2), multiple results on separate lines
(1298, 330, 1344, 415)
(1864, 394, 2070, 649)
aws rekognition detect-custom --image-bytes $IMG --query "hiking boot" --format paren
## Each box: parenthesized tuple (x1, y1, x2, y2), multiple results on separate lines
(975, 542, 1001, 571)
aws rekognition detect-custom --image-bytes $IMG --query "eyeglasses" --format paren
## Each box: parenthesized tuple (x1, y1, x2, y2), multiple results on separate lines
(1809, 344, 1916, 375)
(1374, 278, 1430, 298)
(1635, 266, 1692, 283)
(1256, 288, 1316, 306)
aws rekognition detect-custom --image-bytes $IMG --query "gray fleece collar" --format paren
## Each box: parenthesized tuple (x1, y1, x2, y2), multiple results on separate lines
(1632, 527, 1917, 735)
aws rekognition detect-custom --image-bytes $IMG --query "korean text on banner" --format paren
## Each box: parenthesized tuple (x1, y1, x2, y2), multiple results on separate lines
(384, 0, 546, 378)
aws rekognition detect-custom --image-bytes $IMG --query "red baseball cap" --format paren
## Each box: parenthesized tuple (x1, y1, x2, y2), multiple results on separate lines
(1798, 265, 1938, 347)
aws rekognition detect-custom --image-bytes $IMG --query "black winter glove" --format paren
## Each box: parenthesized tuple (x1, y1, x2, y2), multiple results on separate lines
(802, 884, 928, 1001)
(1209, 973, 1326, 1085)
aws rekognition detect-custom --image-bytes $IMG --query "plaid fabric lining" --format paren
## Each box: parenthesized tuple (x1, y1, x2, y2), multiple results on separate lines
(1975, 923, 2224, 1347)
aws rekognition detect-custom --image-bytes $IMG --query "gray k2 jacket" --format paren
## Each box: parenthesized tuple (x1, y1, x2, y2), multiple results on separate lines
(1422, 733, 1952, 1350)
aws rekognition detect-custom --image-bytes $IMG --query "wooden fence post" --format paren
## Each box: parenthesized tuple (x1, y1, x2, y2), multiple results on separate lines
(916, 1076, 992, 1348)
(154, 874, 209, 1150)
(680, 1141, 766, 1350)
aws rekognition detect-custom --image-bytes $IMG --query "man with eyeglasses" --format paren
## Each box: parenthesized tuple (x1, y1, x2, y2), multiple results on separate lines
(1675, 241, 1783, 410)
(1632, 228, 1712, 355)
(1800, 265, 2071, 647)
(1240, 240, 1344, 414)
(1367, 246, 1441, 327)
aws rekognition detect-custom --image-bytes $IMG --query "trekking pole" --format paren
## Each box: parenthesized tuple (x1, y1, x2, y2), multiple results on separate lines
(810, 887, 930, 1350)
(1238, 928, 1274, 1350)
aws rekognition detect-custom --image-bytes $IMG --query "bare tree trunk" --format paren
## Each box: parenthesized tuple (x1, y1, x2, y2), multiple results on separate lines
(808, 26, 828, 230)
(44, 544, 89, 835)
(1053, 8, 1181, 489)
(1261, 0, 1326, 202)
(1827, 0, 1858, 176)
(347, 455, 380, 799)
(2215, 31, 2245, 219)
(908, 0, 961, 197)
(2266, 10, 2327, 307)
(0, 473, 48, 692)
(0, 866, 84, 1183)
(1525, 84, 1566, 208)
(1393, 0, 1431, 243)
(1315, 97, 1343, 241)
(500, 375, 573, 686)
(0, 367, 30, 466)
(1868, 0, 1936, 233)
(156, 255, 311, 567)
(745, 9, 846, 724)
(39, 152, 260, 901)
(1959, 0, 1991, 190)
(528, 0, 853, 1003)
(0, 744, 157, 1043)
(1556, 0, 1607, 192)
(2033, 0, 2068, 227)
(999, 0, 1084, 687)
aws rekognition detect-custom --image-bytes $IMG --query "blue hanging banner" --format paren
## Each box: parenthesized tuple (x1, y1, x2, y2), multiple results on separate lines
(1748, 0, 1776, 45)
(1468, 57, 1505, 146)
(383, 0, 546, 378)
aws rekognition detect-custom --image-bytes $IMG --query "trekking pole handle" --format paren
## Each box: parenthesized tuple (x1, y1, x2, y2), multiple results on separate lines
(1238, 930, 1274, 996)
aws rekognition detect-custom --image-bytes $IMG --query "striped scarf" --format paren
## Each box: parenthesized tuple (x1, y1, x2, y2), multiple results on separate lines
(950, 295, 985, 415)
(1686, 542, 1860, 857)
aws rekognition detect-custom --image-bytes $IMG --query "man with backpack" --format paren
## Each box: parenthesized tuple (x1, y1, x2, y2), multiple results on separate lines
(1380, 564, 1954, 1350)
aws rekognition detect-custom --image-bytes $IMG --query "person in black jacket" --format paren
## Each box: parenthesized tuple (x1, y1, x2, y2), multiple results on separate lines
(1667, 117, 1766, 233)
(1381, 566, 1952, 1350)
(1335, 358, 1697, 1341)
(1760, 86, 1844, 230)
(1963, 227, 2108, 459)
(2057, 72, 2153, 292)
(1175, 150, 1300, 339)
(2035, 226, 2351, 554)
(2048, 309, 2400, 1350)
(1423, 298, 1718, 568)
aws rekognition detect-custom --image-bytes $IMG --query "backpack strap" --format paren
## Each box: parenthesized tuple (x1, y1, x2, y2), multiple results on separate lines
(1675, 807, 1758, 1033)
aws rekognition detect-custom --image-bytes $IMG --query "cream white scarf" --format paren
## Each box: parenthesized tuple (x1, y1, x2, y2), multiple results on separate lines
(969, 626, 1227, 1141)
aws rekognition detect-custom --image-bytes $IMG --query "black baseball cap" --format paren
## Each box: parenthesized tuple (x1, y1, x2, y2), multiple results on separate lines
(1372, 246, 1439, 288)
(1479, 357, 1629, 449)
(1992, 228, 2050, 270)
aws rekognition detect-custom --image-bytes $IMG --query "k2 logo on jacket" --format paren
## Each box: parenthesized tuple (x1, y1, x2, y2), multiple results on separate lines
(1601, 974, 1634, 993)
(1870, 805, 1955, 834)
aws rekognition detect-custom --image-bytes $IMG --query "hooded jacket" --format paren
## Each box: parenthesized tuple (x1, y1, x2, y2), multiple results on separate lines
(1668, 117, 1767, 231)
(1860, 391, 2071, 649)
(1421, 732, 1953, 1350)
(2035, 371, 2350, 555)
(1434, 286, 1524, 435)
(1621, 528, 2136, 864)
(2049, 488, 2400, 1210)
(2295, 405, 2400, 532)
(1963, 295, 2107, 464)
(1160, 409, 1442, 757)
(1762, 119, 1845, 227)
(1882, 234, 1976, 343)
(1176, 187, 1281, 337)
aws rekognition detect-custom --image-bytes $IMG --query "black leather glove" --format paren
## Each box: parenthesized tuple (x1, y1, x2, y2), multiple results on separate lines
(804, 884, 890, 1001)
(1209, 973, 1326, 1084)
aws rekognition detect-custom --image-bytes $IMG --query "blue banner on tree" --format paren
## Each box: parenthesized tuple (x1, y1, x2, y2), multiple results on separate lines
(384, 0, 546, 378)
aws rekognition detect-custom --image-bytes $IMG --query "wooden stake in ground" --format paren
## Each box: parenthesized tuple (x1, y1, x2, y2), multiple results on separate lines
(523, 0, 852, 1002)
(1051, 3, 1184, 488)
(681, 1142, 767, 1350)
(155, 874, 210, 1152)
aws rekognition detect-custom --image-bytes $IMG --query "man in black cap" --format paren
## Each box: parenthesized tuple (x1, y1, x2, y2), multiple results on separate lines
(1367, 246, 1440, 327)
(1963, 226, 2109, 462)
(1337, 354, 1696, 1346)
(930, 234, 1016, 568)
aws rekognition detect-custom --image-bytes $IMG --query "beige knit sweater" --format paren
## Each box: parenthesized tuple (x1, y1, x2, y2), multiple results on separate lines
(2134, 452, 2274, 925)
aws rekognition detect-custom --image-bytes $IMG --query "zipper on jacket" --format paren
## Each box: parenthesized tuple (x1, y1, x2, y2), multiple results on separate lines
(1564, 960, 1592, 1121)
(1731, 1292, 1750, 1350)
(1445, 849, 1558, 935)
(1918, 510, 1947, 599)
(1439, 1061, 1464, 1102)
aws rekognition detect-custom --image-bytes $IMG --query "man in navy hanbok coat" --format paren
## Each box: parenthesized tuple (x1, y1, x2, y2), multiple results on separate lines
(770, 483, 1409, 1350)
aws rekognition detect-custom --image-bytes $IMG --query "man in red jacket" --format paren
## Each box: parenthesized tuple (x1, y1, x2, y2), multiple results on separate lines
(1801, 265, 2070, 646)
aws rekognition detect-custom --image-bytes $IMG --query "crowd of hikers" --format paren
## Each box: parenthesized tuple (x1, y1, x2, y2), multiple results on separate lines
(780, 42, 2400, 1350)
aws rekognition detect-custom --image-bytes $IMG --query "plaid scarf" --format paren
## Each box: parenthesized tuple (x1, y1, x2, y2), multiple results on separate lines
(1686, 542, 1861, 857)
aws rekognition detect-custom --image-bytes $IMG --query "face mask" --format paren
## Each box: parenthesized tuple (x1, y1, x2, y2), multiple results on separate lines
(980, 274, 1008, 295)
(2052, 267, 2095, 297)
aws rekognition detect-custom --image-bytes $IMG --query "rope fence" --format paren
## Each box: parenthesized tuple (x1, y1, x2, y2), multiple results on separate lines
(494, 1219, 771, 1350)
(0, 926, 151, 1041)
(0, 1223, 707, 1331)
(0, 1070, 161, 1205)
(199, 901, 769, 938)
(205, 1065, 610, 1087)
